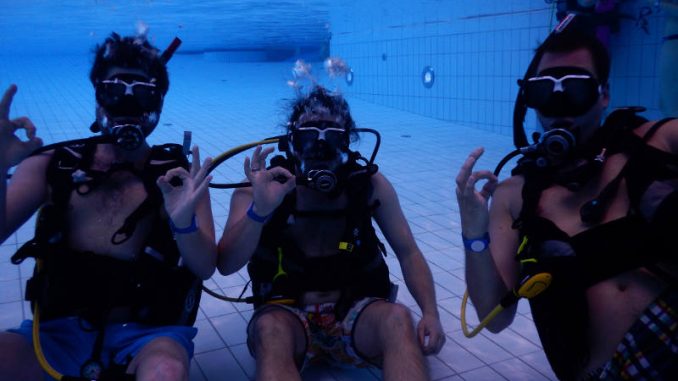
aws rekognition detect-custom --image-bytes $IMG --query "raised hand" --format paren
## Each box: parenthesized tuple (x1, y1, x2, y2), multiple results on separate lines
(157, 145, 213, 226)
(0, 85, 43, 169)
(455, 147, 498, 237)
(244, 145, 296, 216)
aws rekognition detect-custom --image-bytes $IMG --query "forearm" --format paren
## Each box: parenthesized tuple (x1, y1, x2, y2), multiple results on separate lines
(400, 252, 439, 317)
(174, 198, 216, 279)
(175, 228, 216, 279)
(217, 212, 264, 275)
(465, 249, 515, 331)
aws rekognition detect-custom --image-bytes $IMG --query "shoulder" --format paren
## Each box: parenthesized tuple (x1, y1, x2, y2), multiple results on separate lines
(16, 150, 55, 175)
(369, 171, 396, 200)
(492, 174, 524, 220)
(634, 118, 678, 154)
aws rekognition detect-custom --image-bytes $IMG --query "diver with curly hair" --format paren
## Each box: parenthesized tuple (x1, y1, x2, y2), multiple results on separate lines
(218, 86, 445, 381)
(0, 32, 216, 381)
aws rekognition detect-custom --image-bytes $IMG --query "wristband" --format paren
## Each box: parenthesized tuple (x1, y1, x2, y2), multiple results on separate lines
(462, 232, 490, 253)
(247, 202, 272, 223)
(169, 214, 198, 234)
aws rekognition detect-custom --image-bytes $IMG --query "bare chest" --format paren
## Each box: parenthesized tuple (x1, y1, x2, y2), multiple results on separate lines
(538, 155, 630, 236)
(64, 171, 154, 259)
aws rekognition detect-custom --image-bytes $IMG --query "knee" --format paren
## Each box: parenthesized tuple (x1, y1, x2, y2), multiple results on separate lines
(138, 353, 188, 381)
(132, 338, 189, 381)
(0, 333, 43, 379)
(253, 309, 295, 342)
(379, 303, 415, 337)
(251, 308, 303, 357)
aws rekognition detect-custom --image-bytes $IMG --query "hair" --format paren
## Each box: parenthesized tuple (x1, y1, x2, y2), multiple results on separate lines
(286, 86, 359, 143)
(89, 32, 169, 95)
(529, 19, 611, 85)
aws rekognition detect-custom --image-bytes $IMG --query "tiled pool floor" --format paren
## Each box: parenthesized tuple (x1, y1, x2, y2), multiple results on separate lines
(0, 55, 556, 381)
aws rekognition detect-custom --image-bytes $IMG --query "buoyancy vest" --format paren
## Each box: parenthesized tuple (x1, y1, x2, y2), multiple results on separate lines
(11, 142, 202, 327)
(247, 160, 392, 319)
(513, 112, 678, 380)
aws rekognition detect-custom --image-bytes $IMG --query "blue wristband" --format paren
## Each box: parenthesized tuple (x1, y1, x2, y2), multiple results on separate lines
(169, 214, 198, 234)
(247, 202, 272, 223)
(462, 232, 490, 253)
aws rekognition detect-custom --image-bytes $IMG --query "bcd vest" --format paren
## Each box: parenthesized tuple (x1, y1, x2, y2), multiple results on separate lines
(247, 161, 393, 319)
(11, 142, 202, 327)
(513, 112, 678, 380)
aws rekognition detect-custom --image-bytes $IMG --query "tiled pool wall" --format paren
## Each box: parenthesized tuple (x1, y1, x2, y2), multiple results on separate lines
(329, 0, 668, 139)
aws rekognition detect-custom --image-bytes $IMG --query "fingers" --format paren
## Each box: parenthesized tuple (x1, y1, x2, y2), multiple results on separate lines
(11, 116, 37, 138)
(428, 330, 446, 354)
(417, 322, 445, 355)
(193, 156, 212, 184)
(250, 145, 274, 171)
(464, 170, 496, 197)
(156, 175, 174, 194)
(193, 173, 213, 199)
(190, 145, 201, 175)
(480, 176, 499, 198)
(158, 167, 190, 193)
(244, 156, 252, 178)
(455, 147, 484, 189)
(268, 166, 296, 192)
(0, 84, 17, 120)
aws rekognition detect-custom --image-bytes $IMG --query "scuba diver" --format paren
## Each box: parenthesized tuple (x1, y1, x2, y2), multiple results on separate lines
(0, 32, 216, 381)
(455, 15, 678, 381)
(217, 86, 445, 381)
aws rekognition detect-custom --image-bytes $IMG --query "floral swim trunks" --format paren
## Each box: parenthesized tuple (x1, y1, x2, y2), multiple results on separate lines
(247, 297, 385, 369)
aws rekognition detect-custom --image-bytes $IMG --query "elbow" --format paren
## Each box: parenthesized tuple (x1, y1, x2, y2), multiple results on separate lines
(197, 265, 216, 281)
(216, 257, 239, 276)
(483, 310, 515, 334)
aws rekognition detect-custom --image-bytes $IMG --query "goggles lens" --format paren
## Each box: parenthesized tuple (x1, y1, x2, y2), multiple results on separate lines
(293, 121, 347, 150)
(96, 77, 161, 113)
(524, 69, 602, 117)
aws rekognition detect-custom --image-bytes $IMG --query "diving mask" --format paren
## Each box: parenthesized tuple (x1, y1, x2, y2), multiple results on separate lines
(290, 120, 350, 193)
(523, 67, 603, 117)
(95, 76, 162, 116)
(94, 74, 163, 151)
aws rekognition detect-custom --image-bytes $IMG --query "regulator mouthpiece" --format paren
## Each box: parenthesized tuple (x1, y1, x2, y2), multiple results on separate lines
(112, 124, 145, 151)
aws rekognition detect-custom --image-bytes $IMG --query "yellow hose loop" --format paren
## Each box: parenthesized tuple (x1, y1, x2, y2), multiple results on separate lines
(32, 262, 64, 380)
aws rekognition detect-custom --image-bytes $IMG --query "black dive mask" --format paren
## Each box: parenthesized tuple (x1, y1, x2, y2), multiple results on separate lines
(290, 121, 350, 194)
(95, 76, 162, 116)
(523, 67, 603, 118)
(94, 74, 162, 151)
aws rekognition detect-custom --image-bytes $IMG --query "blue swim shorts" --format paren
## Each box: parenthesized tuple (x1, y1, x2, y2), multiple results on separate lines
(8, 317, 197, 379)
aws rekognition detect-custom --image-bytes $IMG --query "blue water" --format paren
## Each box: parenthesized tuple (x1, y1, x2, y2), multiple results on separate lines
(0, 1, 668, 380)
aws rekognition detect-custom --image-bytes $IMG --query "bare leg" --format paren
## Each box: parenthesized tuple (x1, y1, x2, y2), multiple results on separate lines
(250, 307, 307, 381)
(127, 336, 190, 381)
(353, 301, 428, 381)
(0, 332, 43, 381)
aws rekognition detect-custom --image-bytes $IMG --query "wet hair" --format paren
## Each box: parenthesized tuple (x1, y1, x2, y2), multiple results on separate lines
(286, 86, 359, 142)
(89, 32, 169, 95)
(530, 20, 610, 85)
